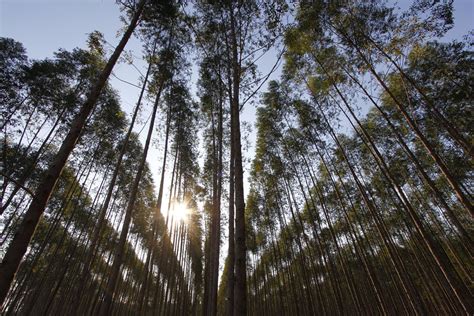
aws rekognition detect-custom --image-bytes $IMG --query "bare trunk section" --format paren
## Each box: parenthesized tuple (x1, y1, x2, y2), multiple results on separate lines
(229, 6, 247, 315)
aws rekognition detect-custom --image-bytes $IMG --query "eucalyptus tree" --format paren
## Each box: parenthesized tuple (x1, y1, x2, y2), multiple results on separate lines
(193, 2, 287, 314)
(0, 0, 146, 303)
(245, 27, 472, 310)
(292, 0, 473, 212)
(0, 83, 134, 316)
(2, 1, 473, 314)
(282, 1, 473, 312)
(0, 36, 134, 308)
(1, 41, 112, 214)
(168, 80, 202, 314)
(73, 40, 156, 312)
(0, 38, 29, 131)
(97, 1, 189, 313)
(197, 54, 227, 316)
(131, 2, 202, 313)
(2, 42, 174, 314)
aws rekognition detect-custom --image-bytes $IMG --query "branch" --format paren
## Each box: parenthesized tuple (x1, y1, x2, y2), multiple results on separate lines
(240, 47, 285, 109)
(0, 172, 35, 198)
(111, 72, 152, 94)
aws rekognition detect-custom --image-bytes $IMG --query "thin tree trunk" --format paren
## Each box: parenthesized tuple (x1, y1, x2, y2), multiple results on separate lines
(229, 5, 247, 315)
(99, 75, 166, 316)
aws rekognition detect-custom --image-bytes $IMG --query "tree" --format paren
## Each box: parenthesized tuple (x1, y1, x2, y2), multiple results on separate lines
(0, 0, 146, 304)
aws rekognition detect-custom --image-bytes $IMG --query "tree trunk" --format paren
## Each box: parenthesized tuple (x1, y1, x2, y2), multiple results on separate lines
(99, 75, 165, 315)
(229, 5, 247, 315)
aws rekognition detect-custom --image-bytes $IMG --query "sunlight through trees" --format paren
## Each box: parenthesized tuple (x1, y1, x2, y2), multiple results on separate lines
(0, 0, 473, 315)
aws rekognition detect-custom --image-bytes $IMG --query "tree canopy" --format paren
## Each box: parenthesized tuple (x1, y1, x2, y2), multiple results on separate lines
(0, 0, 472, 315)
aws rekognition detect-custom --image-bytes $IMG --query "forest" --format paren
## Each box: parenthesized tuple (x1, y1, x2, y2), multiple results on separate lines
(0, 0, 473, 315)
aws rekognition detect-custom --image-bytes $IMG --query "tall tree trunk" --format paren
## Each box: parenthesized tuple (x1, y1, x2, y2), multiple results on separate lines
(339, 32, 473, 214)
(227, 142, 235, 316)
(339, 65, 473, 248)
(99, 76, 166, 315)
(357, 27, 473, 158)
(76, 44, 155, 311)
(229, 5, 247, 315)
(318, 57, 473, 313)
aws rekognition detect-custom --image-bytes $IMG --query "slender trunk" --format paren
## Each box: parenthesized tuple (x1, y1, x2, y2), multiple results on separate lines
(76, 45, 155, 311)
(1, 107, 67, 215)
(322, 61, 473, 312)
(99, 75, 165, 315)
(138, 88, 171, 315)
(338, 31, 473, 214)
(229, 6, 246, 315)
(226, 145, 235, 316)
(358, 27, 473, 158)
(340, 65, 473, 248)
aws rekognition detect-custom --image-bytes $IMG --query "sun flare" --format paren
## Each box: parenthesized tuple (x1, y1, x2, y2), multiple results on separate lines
(171, 202, 190, 222)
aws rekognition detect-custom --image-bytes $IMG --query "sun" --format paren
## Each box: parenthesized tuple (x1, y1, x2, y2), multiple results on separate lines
(171, 202, 190, 222)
